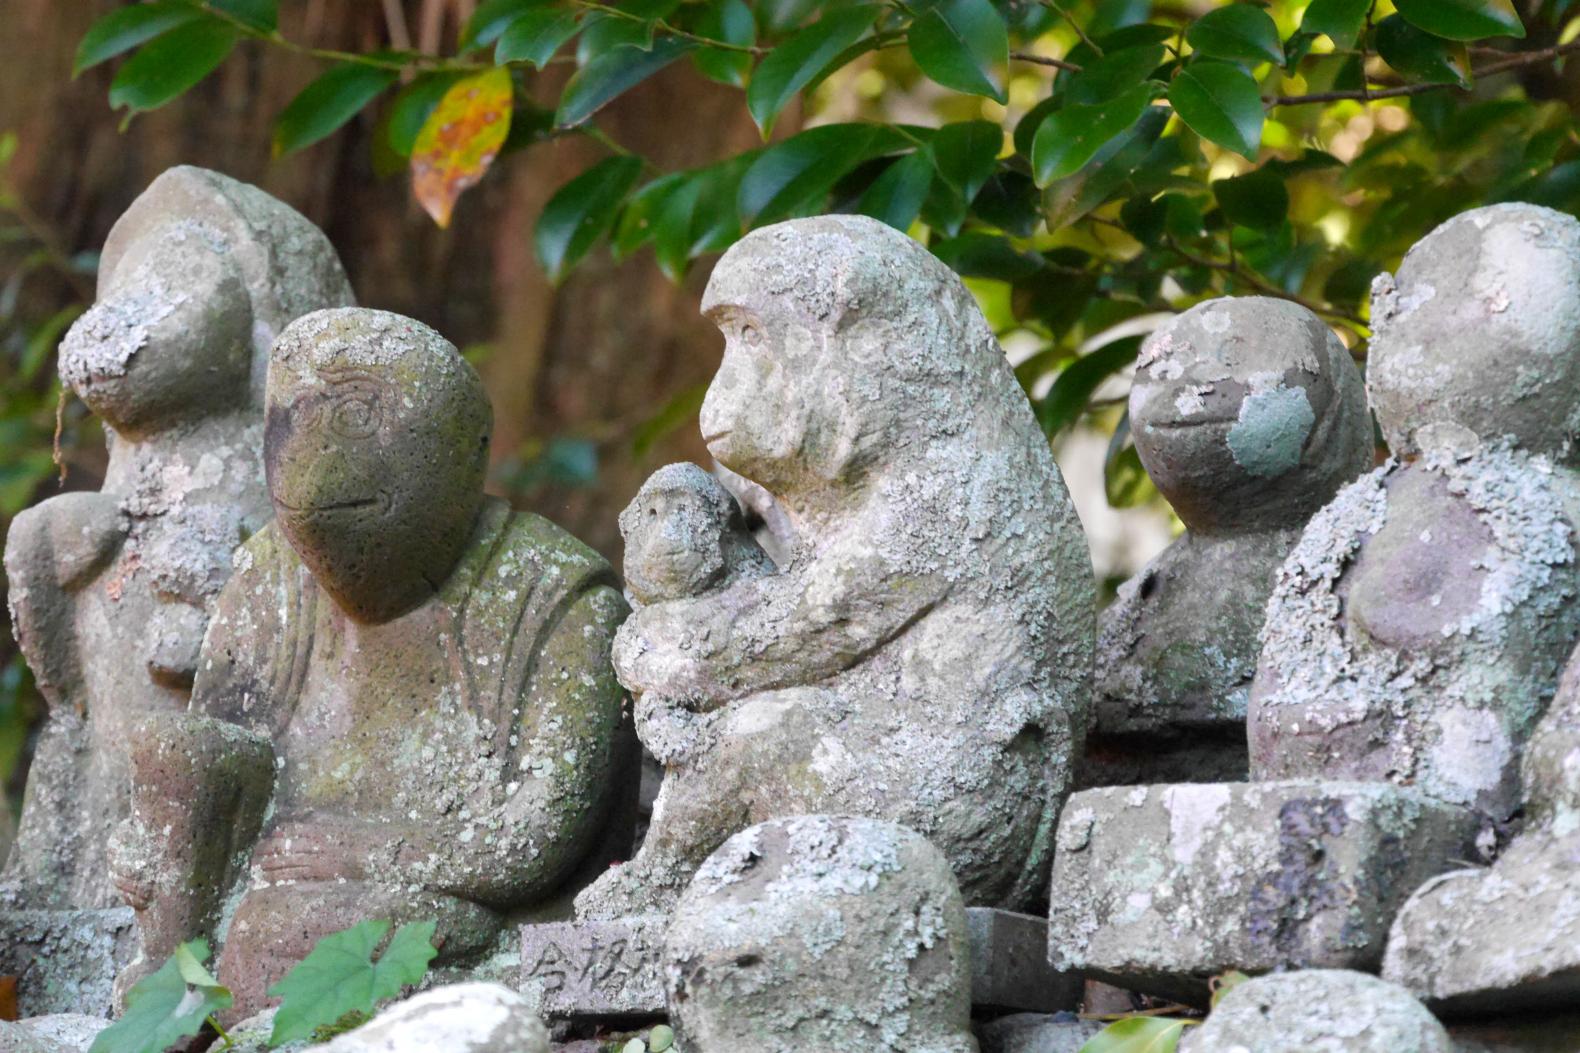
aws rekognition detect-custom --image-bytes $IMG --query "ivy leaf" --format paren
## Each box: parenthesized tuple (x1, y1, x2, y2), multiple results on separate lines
(1077, 1015, 1192, 1052)
(1213, 166, 1288, 230)
(1066, 43, 1165, 105)
(274, 64, 398, 156)
(210, 0, 276, 32)
(692, 0, 756, 87)
(268, 920, 439, 1047)
(1395, 0, 1524, 41)
(908, 0, 1010, 102)
(1375, 15, 1470, 88)
(557, 39, 693, 128)
(88, 940, 231, 1053)
(1033, 82, 1158, 185)
(738, 122, 907, 223)
(1184, 5, 1284, 67)
(410, 67, 513, 227)
(1166, 60, 1264, 160)
(535, 155, 645, 283)
(462, 0, 542, 50)
(74, 1, 203, 77)
(1038, 336, 1140, 436)
(108, 18, 237, 114)
(857, 150, 934, 231)
(496, 9, 581, 68)
(1300, 0, 1371, 50)
(746, 5, 879, 136)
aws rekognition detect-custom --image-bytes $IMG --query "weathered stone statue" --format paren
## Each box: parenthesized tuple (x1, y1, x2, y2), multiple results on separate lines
(575, 214, 1094, 920)
(1183, 971, 1451, 1053)
(108, 308, 632, 1020)
(663, 816, 977, 1053)
(1, 167, 353, 912)
(1251, 202, 1580, 819)
(1090, 296, 1371, 782)
(620, 461, 775, 608)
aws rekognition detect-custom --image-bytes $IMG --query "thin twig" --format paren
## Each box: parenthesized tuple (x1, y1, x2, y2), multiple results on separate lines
(1010, 50, 1083, 72)
(1164, 235, 1368, 332)
(1040, 0, 1101, 56)
(573, 0, 766, 54)
(1271, 37, 1580, 106)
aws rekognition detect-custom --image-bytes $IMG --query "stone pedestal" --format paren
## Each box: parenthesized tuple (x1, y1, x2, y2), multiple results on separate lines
(0, 907, 135, 1017)
(518, 908, 1077, 1022)
(1047, 780, 1478, 1003)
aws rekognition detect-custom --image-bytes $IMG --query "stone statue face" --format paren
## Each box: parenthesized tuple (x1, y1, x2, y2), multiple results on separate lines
(1368, 203, 1580, 462)
(619, 464, 731, 605)
(265, 309, 490, 623)
(59, 230, 253, 437)
(1129, 296, 1371, 534)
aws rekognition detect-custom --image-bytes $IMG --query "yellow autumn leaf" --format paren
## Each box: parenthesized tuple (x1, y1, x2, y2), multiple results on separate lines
(410, 67, 513, 228)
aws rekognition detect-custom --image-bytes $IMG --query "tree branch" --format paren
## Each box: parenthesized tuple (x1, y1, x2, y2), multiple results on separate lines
(1010, 50, 1083, 73)
(1164, 235, 1369, 333)
(1271, 37, 1580, 107)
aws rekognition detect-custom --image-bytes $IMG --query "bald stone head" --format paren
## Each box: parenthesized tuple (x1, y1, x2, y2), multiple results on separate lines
(620, 462, 742, 607)
(1129, 296, 1372, 534)
(1368, 203, 1580, 463)
(265, 308, 491, 623)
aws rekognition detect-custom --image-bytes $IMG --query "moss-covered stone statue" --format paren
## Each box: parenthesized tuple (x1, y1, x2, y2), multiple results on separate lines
(108, 308, 632, 1020)
(2, 167, 353, 911)
(576, 215, 1094, 921)
(1090, 296, 1371, 782)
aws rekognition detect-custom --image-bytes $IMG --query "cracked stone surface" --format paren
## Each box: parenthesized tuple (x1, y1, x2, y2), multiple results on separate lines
(1182, 970, 1451, 1053)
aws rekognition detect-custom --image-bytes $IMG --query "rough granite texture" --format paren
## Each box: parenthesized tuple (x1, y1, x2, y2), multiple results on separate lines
(7, 1015, 109, 1053)
(577, 215, 1093, 920)
(318, 983, 550, 1053)
(1183, 970, 1451, 1053)
(1, 166, 352, 914)
(663, 816, 977, 1053)
(1096, 296, 1371, 739)
(108, 309, 632, 1021)
(1046, 780, 1477, 1001)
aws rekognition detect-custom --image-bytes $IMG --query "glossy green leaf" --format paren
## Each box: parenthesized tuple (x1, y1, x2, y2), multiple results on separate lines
(738, 122, 905, 223)
(274, 64, 397, 156)
(1300, 0, 1371, 50)
(908, 0, 1010, 101)
(268, 920, 438, 1046)
(386, 73, 466, 157)
(1043, 105, 1168, 229)
(1038, 336, 1140, 436)
(1375, 15, 1471, 87)
(932, 232, 1044, 280)
(556, 39, 693, 127)
(692, 0, 756, 87)
(1033, 82, 1158, 185)
(535, 155, 644, 282)
(929, 119, 1001, 202)
(108, 18, 238, 113)
(651, 175, 704, 279)
(1166, 60, 1264, 159)
(1213, 166, 1288, 230)
(463, 0, 541, 49)
(746, 5, 879, 135)
(857, 150, 934, 230)
(575, 0, 675, 63)
(210, 0, 276, 31)
(88, 940, 231, 1053)
(74, 1, 203, 76)
(1185, 5, 1284, 66)
(1395, 0, 1524, 41)
(1078, 1015, 1192, 1053)
(496, 8, 580, 68)
(1066, 43, 1165, 105)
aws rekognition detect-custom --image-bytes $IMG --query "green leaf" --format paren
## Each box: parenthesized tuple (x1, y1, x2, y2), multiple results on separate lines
(1166, 60, 1264, 160)
(1185, 5, 1284, 66)
(274, 64, 397, 156)
(1375, 15, 1471, 87)
(108, 18, 238, 113)
(1300, 0, 1371, 50)
(738, 122, 905, 223)
(857, 150, 934, 230)
(1211, 970, 1252, 1009)
(88, 940, 231, 1053)
(1038, 336, 1140, 436)
(1213, 166, 1288, 230)
(556, 39, 693, 127)
(1078, 1015, 1192, 1053)
(929, 119, 1001, 202)
(497, 8, 581, 68)
(1042, 105, 1168, 229)
(651, 175, 704, 279)
(1033, 82, 1158, 185)
(74, 1, 203, 76)
(746, 5, 879, 135)
(534, 155, 645, 282)
(463, 0, 541, 49)
(386, 73, 467, 157)
(268, 919, 439, 1046)
(211, 0, 276, 31)
(907, 0, 1010, 101)
(1066, 43, 1165, 105)
(692, 0, 756, 87)
(1395, 0, 1524, 40)
(932, 232, 1044, 281)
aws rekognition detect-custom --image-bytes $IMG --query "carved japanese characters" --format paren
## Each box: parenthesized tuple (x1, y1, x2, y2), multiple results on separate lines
(663, 816, 976, 1053)
(576, 215, 1094, 920)
(108, 308, 631, 1019)
(1093, 296, 1371, 756)
(2, 166, 353, 909)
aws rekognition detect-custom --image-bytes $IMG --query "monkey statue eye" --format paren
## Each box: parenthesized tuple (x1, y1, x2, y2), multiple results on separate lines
(330, 394, 381, 439)
(740, 323, 763, 347)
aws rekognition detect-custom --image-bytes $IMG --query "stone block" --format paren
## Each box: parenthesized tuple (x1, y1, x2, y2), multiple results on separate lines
(1047, 780, 1478, 1002)
(965, 908, 1079, 1013)
(0, 908, 135, 1017)
(1449, 1012, 1580, 1052)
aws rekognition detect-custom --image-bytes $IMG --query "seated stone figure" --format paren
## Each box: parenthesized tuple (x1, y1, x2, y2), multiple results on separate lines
(1090, 296, 1371, 783)
(576, 215, 1093, 921)
(109, 308, 631, 1020)
(2, 166, 353, 913)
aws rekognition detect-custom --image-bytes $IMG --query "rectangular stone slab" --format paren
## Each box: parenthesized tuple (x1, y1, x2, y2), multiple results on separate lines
(519, 908, 1079, 1021)
(1047, 779, 1479, 1004)
(0, 907, 135, 1017)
